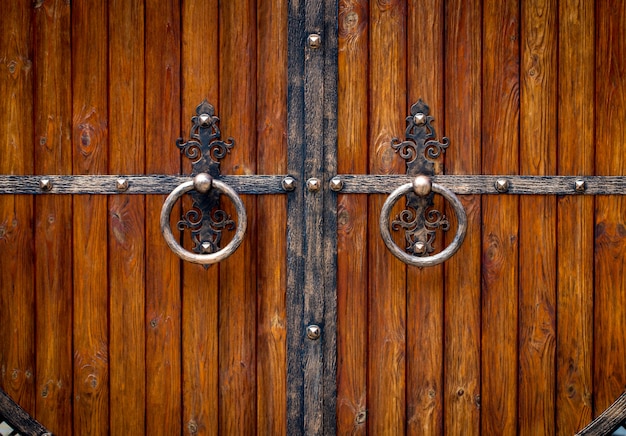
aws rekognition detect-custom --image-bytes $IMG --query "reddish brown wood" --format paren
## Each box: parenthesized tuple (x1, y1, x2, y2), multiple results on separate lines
(108, 1, 146, 434)
(33, 0, 72, 433)
(443, 1, 482, 434)
(337, 0, 368, 433)
(481, 1, 520, 434)
(256, 1, 288, 434)
(180, 2, 220, 435)
(0, 0, 35, 416)
(406, 1, 445, 435)
(367, 1, 406, 433)
(556, 1, 595, 433)
(145, 1, 182, 434)
(218, 1, 258, 433)
(519, 1, 557, 434)
(71, 0, 109, 433)
(594, 0, 626, 416)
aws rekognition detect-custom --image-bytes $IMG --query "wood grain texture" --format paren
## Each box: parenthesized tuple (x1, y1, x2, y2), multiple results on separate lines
(180, 2, 220, 435)
(256, 0, 288, 434)
(0, 0, 35, 415)
(594, 0, 626, 416)
(33, 0, 72, 433)
(481, 1, 520, 434)
(337, 0, 368, 433)
(145, 1, 182, 434)
(71, 0, 109, 433)
(406, 1, 444, 434)
(556, 0, 595, 433)
(219, 1, 258, 433)
(367, 1, 406, 433)
(519, 0, 557, 434)
(108, 1, 146, 434)
(443, 0, 482, 434)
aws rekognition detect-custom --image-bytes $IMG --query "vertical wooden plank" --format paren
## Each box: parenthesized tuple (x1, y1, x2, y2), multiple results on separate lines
(519, 0, 557, 434)
(0, 0, 35, 414)
(180, 2, 219, 435)
(337, 0, 368, 433)
(108, 1, 145, 434)
(257, 0, 288, 434)
(556, 1, 594, 433)
(145, 1, 181, 433)
(443, 0, 482, 434)
(406, 1, 444, 434)
(481, 1, 520, 434)
(594, 0, 626, 416)
(219, 1, 257, 433)
(71, 0, 109, 433)
(33, 0, 72, 433)
(367, 0, 406, 433)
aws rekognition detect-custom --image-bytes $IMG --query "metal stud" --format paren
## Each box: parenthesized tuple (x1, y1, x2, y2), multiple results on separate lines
(495, 179, 510, 193)
(413, 241, 427, 255)
(329, 176, 343, 192)
(413, 112, 426, 125)
(193, 173, 213, 194)
(40, 178, 52, 192)
(412, 175, 432, 197)
(116, 178, 129, 192)
(282, 176, 296, 192)
(198, 113, 211, 128)
(307, 33, 322, 49)
(575, 179, 586, 193)
(307, 178, 321, 192)
(306, 325, 321, 340)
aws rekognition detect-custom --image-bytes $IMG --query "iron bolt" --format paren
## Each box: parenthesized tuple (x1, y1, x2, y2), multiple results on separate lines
(308, 33, 322, 49)
(329, 176, 343, 192)
(282, 176, 296, 192)
(575, 179, 586, 193)
(412, 176, 432, 197)
(495, 179, 510, 193)
(198, 113, 211, 127)
(40, 178, 52, 191)
(413, 112, 426, 125)
(116, 178, 129, 192)
(306, 325, 321, 340)
(193, 173, 213, 194)
(307, 178, 321, 192)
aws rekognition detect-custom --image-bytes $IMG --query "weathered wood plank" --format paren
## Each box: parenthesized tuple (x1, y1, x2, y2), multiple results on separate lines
(108, 1, 146, 434)
(219, 1, 257, 433)
(145, 1, 182, 433)
(180, 1, 220, 435)
(481, 1, 520, 434)
(594, 0, 626, 416)
(336, 0, 368, 433)
(33, 0, 72, 434)
(257, 0, 288, 434)
(443, 1, 482, 434)
(577, 390, 626, 435)
(367, 0, 406, 433)
(0, 388, 49, 435)
(406, 2, 445, 435)
(0, 0, 35, 417)
(556, 1, 595, 433)
(71, 0, 109, 433)
(519, 0, 557, 434)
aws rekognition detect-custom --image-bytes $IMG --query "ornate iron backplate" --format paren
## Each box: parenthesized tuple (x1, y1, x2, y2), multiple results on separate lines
(391, 99, 450, 257)
(176, 100, 236, 256)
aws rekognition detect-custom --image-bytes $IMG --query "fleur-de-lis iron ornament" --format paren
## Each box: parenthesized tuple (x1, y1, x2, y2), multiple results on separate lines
(390, 99, 450, 257)
(176, 101, 236, 258)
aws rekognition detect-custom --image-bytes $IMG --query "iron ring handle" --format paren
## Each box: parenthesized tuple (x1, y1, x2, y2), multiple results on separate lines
(379, 176, 467, 267)
(160, 173, 247, 265)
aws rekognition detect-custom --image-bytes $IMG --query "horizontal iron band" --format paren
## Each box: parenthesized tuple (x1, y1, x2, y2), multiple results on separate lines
(338, 175, 626, 195)
(0, 175, 288, 195)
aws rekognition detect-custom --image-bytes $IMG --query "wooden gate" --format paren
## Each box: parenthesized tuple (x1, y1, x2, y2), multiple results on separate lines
(1, 1, 626, 435)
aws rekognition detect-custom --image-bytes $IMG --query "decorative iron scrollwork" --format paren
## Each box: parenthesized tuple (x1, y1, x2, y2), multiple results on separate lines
(390, 99, 451, 259)
(175, 101, 237, 259)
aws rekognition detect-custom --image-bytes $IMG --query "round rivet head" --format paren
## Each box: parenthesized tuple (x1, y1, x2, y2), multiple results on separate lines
(282, 176, 296, 192)
(308, 33, 322, 49)
(412, 176, 432, 197)
(198, 113, 211, 127)
(329, 176, 343, 192)
(414, 112, 426, 125)
(495, 179, 510, 193)
(116, 178, 129, 192)
(193, 173, 213, 194)
(413, 241, 427, 255)
(40, 178, 52, 191)
(306, 325, 321, 340)
(575, 179, 586, 193)
(307, 178, 321, 192)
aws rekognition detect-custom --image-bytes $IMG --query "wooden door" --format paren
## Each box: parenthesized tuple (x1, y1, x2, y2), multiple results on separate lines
(1, 1, 626, 435)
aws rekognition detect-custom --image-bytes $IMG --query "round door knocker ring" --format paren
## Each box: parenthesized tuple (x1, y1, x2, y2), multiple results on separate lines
(379, 177, 467, 267)
(160, 173, 247, 265)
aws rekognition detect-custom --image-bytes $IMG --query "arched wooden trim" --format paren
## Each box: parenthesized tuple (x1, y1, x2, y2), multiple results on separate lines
(577, 391, 626, 435)
(0, 389, 51, 436)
